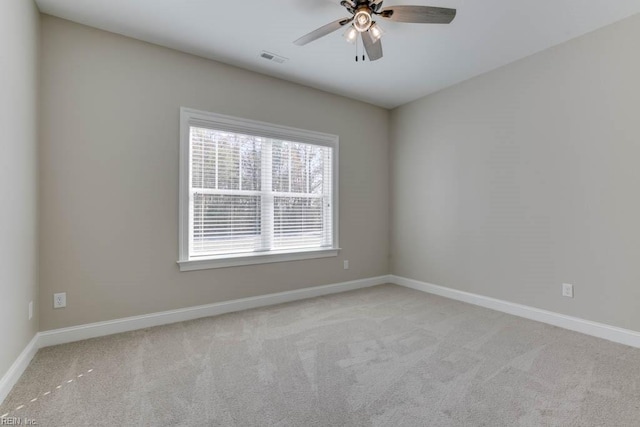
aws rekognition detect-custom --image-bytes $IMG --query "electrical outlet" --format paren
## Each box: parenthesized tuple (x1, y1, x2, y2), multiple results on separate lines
(29, 301, 33, 320)
(343, 260, 349, 270)
(54, 292, 67, 309)
(562, 283, 574, 298)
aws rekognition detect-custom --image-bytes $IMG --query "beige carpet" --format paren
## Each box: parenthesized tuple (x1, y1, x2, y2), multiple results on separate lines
(2, 284, 640, 426)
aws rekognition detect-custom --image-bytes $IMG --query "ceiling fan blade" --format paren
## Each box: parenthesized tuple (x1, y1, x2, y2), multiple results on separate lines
(361, 30, 383, 61)
(294, 17, 353, 46)
(379, 6, 456, 24)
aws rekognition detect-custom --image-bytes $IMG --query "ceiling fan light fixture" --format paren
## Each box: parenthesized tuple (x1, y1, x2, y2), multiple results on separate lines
(369, 22, 384, 42)
(343, 25, 358, 44)
(353, 9, 372, 32)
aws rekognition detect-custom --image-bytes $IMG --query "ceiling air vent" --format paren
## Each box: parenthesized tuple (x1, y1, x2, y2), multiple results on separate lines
(260, 51, 288, 64)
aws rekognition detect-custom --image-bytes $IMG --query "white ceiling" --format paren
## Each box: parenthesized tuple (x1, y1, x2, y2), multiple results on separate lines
(35, 0, 640, 108)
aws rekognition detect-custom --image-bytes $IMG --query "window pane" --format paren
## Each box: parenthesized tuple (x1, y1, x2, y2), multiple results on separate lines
(191, 127, 263, 192)
(191, 127, 217, 189)
(217, 135, 240, 190)
(309, 147, 325, 195)
(192, 194, 261, 255)
(240, 136, 261, 191)
(272, 141, 326, 194)
(289, 143, 309, 193)
(272, 141, 289, 192)
(273, 196, 324, 249)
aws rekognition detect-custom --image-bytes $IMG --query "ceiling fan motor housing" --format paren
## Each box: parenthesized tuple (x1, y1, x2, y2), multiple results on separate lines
(353, 5, 373, 32)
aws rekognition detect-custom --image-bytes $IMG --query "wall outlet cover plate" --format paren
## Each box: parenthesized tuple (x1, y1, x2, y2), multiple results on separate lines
(562, 283, 574, 298)
(54, 292, 67, 308)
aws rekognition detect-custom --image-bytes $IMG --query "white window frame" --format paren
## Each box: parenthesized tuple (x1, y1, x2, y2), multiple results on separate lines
(178, 107, 340, 271)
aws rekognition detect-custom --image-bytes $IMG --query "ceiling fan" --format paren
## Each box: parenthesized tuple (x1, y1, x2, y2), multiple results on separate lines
(294, 0, 456, 61)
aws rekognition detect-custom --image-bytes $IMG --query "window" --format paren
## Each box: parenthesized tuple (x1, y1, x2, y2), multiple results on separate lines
(178, 108, 339, 271)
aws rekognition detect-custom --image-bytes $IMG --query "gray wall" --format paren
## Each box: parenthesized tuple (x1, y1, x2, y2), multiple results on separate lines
(0, 0, 40, 377)
(390, 14, 640, 331)
(39, 16, 390, 331)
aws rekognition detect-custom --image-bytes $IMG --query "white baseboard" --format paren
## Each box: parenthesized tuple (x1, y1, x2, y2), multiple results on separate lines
(0, 334, 39, 405)
(37, 275, 391, 349)
(390, 275, 640, 349)
(11, 273, 637, 406)
(1, 275, 389, 405)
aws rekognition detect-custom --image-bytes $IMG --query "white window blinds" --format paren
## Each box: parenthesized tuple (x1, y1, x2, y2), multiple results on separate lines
(189, 126, 334, 259)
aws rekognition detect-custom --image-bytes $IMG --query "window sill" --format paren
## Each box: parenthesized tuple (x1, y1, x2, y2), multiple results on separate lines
(177, 248, 340, 271)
